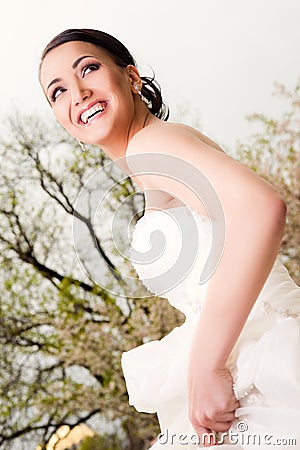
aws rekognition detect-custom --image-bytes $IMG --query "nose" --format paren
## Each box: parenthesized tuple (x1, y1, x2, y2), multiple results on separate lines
(71, 82, 92, 106)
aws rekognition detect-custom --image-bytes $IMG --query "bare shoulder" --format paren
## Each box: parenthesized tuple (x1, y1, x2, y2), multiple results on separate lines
(127, 121, 225, 158)
(126, 120, 283, 211)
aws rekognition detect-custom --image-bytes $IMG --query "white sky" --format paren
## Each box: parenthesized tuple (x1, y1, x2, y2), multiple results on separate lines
(1, 0, 299, 149)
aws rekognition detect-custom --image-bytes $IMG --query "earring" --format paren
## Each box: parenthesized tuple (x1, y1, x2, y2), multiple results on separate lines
(137, 90, 151, 106)
(134, 84, 151, 107)
(78, 141, 86, 152)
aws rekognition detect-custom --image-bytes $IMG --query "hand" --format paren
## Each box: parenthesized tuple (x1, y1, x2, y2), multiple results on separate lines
(188, 365, 239, 446)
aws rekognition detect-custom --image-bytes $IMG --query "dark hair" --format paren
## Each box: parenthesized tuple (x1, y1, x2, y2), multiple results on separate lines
(40, 28, 169, 120)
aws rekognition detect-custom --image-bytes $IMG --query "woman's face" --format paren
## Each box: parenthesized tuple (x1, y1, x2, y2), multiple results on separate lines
(40, 41, 140, 147)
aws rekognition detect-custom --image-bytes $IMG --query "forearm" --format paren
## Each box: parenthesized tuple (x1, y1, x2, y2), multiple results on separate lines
(190, 198, 286, 371)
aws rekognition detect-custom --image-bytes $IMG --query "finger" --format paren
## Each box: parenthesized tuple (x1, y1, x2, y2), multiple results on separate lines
(214, 411, 236, 422)
(210, 420, 233, 433)
(199, 409, 237, 431)
(233, 400, 240, 409)
(193, 426, 218, 447)
(223, 400, 240, 415)
(228, 398, 240, 410)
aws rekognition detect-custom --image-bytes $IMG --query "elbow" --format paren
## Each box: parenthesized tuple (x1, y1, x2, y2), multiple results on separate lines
(245, 194, 287, 235)
(265, 195, 287, 236)
(277, 197, 287, 218)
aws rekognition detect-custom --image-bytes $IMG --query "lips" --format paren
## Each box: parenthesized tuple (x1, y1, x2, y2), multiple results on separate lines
(78, 100, 108, 125)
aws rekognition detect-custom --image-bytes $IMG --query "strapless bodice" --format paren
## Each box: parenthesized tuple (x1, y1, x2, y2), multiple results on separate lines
(130, 206, 212, 316)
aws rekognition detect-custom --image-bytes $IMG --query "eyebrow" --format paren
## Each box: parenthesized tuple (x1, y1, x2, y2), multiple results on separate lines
(46, 55, 95, 92)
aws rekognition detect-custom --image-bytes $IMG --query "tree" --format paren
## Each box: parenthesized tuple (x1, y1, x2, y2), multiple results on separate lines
(79, 433, 124, 450)
(1, 78, 299, 448)
(235, 78, 300, 284)
(0, 113, 183, 449)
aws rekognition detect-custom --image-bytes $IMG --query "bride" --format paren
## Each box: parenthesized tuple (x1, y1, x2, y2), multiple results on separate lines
(39, 28, 300, 448)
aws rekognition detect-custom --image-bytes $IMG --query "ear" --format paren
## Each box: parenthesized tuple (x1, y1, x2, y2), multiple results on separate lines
(126, 65, 142, 92)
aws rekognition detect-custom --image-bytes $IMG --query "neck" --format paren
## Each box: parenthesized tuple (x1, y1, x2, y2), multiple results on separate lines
(100, 106, 159, 162)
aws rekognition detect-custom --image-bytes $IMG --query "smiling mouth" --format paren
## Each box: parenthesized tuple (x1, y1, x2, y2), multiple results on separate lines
(80, 101, 107, 124)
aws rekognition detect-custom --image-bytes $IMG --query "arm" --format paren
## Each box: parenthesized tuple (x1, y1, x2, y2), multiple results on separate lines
(188, 194, 285, 435)
(190, 198, 286, 371)
(126, 124, 286, 435)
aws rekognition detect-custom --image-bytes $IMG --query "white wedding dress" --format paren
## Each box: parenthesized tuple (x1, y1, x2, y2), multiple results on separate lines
(121, 205, 300, 449)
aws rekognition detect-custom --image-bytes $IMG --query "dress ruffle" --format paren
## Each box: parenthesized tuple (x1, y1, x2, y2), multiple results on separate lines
(122, 206, 300, 448)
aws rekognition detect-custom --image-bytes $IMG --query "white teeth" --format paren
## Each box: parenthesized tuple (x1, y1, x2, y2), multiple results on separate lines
(81, 102, 106, 124)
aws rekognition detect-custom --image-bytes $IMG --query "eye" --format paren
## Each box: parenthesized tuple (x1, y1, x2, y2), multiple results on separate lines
(82, 62, 100, 77)
(50, 86, 66, 102)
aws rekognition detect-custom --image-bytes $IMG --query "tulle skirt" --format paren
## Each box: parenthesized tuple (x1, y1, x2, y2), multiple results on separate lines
(122, 257, 300, 448)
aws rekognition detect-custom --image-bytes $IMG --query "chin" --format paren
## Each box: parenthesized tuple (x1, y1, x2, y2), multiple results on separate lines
(74, 129, 107, 146)
(85, 134, 112, 148)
